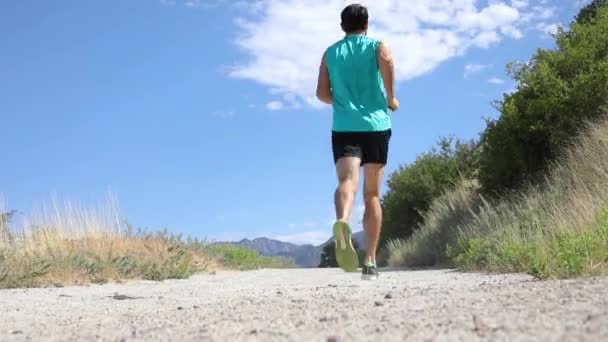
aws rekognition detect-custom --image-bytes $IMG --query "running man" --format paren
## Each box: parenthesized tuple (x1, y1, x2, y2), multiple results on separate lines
(316, 3, 398, 280)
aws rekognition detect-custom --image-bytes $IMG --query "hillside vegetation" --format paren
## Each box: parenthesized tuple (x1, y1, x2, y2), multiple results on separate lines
(385, 2, 608, 279)
(0, 199, 293, 289)
(388, 119, 608, 278)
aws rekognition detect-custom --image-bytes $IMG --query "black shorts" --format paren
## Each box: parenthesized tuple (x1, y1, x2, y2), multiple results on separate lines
(331, 129, 392, 166)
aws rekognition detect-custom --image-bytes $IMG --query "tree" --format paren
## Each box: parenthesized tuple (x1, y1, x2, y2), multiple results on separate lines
(379, 138, 478, 247)
(478, 5, 608, 195)
(576, 0, 608, 24)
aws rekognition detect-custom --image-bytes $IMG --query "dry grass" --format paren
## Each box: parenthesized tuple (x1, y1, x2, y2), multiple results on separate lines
(388, 117, 608, 279)
(386, 179, 481, 268)
(0, 196, 293, 289)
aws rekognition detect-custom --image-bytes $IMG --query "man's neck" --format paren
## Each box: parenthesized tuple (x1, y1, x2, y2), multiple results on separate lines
(345, 30, 366, 37)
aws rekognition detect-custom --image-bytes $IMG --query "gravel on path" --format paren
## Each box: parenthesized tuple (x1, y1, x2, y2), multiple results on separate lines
(1, 268, 606, 341)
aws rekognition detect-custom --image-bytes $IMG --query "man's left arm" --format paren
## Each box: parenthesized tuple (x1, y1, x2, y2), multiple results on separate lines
(316, 54, 333, 104)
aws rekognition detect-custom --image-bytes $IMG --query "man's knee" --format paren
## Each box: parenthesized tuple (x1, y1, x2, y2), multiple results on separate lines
(363, 189, 380, 202)
(337, 179, 357, 193)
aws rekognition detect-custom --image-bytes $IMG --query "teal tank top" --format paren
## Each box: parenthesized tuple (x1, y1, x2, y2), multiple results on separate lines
(325, 34, 391, 132)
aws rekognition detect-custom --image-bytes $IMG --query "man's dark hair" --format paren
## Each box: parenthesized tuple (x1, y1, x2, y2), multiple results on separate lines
(341, 4, 368, 33)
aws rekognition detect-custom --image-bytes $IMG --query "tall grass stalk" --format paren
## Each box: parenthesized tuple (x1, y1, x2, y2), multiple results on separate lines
(0, 196, 293, 289)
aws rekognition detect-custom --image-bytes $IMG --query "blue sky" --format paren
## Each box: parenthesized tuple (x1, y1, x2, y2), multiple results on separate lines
(0, 0, 586, 245)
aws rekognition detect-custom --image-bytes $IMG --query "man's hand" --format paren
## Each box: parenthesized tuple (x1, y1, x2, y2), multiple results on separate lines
(388, 97, 399, 112)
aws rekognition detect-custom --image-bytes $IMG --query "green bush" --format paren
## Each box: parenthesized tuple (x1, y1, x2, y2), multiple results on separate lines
(576, 0, 608, 24)
(380, 138, 477, 247)
(389, 112, 608, 279)
(450, 207, 608, 279)
(387, 179, 481, 267)
(208, 244, 295, 271)
(381, 3, 608, 280)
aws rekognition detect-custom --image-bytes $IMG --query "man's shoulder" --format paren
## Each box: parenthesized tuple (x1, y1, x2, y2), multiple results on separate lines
(355, 35, 382, 46)
(325, 39, 344, 52)
(363, 35, 381, 43)
(325, 36, 381, 52)
(365, 36, 383, 48)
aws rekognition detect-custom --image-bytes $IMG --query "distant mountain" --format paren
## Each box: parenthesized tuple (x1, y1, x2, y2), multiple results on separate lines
(235, 237, 321, 267)
(228, 231, 367, 268)
(320, 230, 367, 248)
(236, 237, 303, 256)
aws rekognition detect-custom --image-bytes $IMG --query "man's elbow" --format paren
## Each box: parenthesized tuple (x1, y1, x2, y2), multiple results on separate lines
(379, 57, 394, 71)
(316, 89, 323, 101)
(316, 91, 329, 103)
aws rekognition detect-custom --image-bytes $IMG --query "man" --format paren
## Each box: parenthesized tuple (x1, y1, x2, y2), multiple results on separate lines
(316, 3, 398, 280)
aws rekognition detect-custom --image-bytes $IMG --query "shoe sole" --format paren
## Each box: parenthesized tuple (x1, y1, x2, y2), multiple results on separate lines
(361, 273, 379, 281)
(333, 221, 359, 273)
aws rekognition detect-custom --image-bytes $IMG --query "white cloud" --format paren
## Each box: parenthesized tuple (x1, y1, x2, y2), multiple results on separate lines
(274, 230, 329, 245)
(511, 0, 529, 9)
(501, 25, 524, 39)
(521, 4, 557, 23)
(525, 6, 559, 37)
(464, 63, 491, 78)
(265, 93, 302, 111)
(286, 221, 319, 230)
(488, 77, 505, 85)
(266, 100, 284, 111)
(233, 1, 266, 13)
(229, 0, 556, 107)
(535, 7, 557, 20)
(537, 22, 560, 36)
(472, 31, 501, 48)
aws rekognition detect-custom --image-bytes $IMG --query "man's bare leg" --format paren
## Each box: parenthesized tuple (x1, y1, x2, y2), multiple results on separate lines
(334, 157, 361, 222)
(332, 156, 361, 272)
(363, 163, 385, 265)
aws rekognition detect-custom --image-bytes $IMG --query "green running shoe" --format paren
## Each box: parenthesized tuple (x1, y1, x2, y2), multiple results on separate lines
(361, 262, 379, 280)
(332, 221, 359, 272)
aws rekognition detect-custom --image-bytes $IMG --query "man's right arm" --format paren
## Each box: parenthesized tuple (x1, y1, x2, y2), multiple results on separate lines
(378, 41, 399, 111)
(316, 53, 333, 105)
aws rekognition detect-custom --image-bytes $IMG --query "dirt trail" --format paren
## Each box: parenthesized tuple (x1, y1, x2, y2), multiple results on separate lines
(1, 268, 606, 341)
